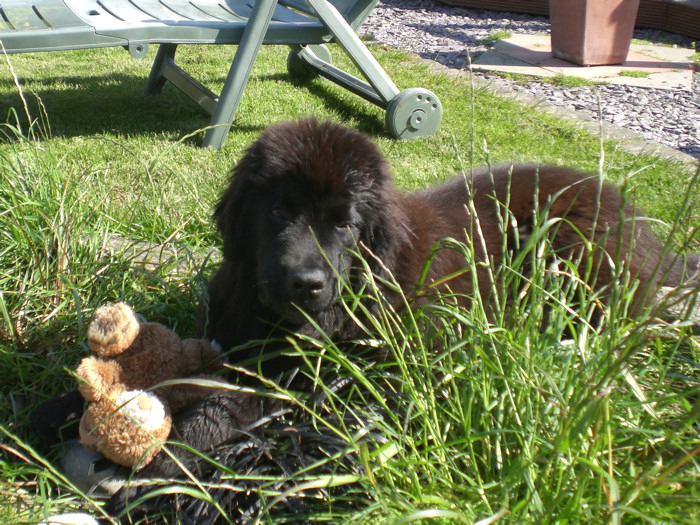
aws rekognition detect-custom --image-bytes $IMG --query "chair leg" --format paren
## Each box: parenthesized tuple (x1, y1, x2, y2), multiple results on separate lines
(142, 42, 220, 115)
(305, 0, 441, 140)
(143, 44, 177, 95)
(202, 0, 279, 149)
(294, 45, 385, 107)
(305, 0, 399, 105)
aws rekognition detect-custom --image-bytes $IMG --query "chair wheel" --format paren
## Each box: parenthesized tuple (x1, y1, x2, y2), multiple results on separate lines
(386, 88, 442, 139)
(287, 44, 332, 81)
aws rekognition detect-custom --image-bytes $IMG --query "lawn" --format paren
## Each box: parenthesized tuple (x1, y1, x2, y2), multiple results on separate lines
(0, 41, 698, 523)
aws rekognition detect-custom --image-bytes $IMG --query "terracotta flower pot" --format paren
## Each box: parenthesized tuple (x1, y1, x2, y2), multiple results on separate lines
(550, 0, 641, 65)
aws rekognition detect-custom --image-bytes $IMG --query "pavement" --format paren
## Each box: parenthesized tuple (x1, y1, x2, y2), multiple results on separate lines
(451, 33, 698, 165)
(472, 33, 695, 91)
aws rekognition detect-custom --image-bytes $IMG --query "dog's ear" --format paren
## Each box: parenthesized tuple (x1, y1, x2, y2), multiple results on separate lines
(358, 170, 410, 275)
(214, 151, 262, 263)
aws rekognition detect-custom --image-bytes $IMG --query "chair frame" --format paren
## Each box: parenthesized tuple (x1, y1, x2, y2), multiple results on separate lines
(0, 0, 442, 147)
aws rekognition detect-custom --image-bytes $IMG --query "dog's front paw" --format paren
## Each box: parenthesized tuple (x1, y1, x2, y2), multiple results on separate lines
(108, 481, 165, 522)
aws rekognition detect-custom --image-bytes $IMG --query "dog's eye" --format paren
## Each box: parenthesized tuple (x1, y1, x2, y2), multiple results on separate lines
(269, 206, 289, 221)
(334, 217, 357, 230)
(331, 209, 359, 231)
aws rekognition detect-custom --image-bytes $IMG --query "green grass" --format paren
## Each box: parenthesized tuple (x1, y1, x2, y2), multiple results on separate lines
(0, 42, 698, 524)
(691, 52, 700, 70)
(478, 30, 513, 48)
(488, 71, 600, 89)
(548, 73, 598, 88)
(619, 70, 652, 79)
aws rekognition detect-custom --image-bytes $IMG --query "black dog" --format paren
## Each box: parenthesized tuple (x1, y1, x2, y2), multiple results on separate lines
(33, 118, 698, 520)
(205, 118, 697, 352)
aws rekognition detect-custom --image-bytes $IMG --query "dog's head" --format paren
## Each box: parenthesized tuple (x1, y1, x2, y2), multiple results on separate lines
(214, 119, 403, 324)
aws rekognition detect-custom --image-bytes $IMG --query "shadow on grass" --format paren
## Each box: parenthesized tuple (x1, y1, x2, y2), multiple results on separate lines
(281, 73, 387, 137)
(0, 71, 387, 144)
(0, 74, 211, 141)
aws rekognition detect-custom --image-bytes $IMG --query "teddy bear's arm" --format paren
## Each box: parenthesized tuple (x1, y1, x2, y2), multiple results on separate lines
(75, 356, 123, 402)
(166, 375, 229, 413)
(179, 339, 222, 374)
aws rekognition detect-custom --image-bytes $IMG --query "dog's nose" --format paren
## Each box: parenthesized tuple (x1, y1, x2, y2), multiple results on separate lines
(288, 268, 327, 299)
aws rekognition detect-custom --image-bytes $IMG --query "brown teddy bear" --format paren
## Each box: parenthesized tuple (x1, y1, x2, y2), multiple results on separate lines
(76, 302, 225, 468)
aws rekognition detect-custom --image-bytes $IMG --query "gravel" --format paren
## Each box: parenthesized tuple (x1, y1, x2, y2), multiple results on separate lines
(362, 0, 699, 159)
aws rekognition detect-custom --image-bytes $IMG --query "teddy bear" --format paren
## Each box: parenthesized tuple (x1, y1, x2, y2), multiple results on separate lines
(75, 302, 226, 468)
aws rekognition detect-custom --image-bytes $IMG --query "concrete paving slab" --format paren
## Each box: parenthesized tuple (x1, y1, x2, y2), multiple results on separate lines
(473, 34, 694, 90)
(425, 59, 699, 166)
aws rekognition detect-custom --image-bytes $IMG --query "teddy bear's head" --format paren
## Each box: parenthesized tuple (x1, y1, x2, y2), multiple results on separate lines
(86, 302, 140, 358)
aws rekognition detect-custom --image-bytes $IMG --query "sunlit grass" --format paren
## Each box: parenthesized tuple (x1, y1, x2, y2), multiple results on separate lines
(0, 40, 698, 523)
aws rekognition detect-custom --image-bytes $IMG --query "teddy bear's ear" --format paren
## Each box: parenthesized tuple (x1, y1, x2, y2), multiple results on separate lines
(87, 302, 140, 357)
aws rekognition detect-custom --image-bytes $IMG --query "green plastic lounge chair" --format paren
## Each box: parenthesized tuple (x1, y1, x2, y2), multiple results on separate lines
(0, 0, 442, 148)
